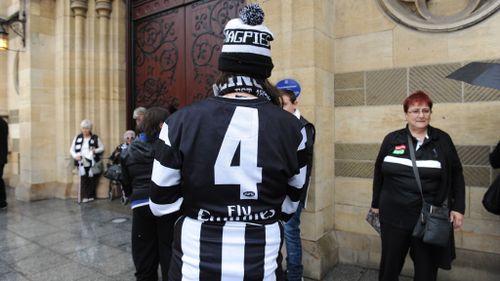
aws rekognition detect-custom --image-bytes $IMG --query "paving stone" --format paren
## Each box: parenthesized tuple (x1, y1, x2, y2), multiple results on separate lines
(316, 263, 366, 281)
(67, 245, 126, 266)
(12, 249, 72, 276)
(0, 272, 32, 281)
(0, 242, 43, 265)
(27, 262, 97, 281)
(0, 261, 13, 275)
(46, 237, 97, 255)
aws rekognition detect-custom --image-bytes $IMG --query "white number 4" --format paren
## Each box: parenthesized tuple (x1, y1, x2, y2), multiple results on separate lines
(214, 107, 262, 200)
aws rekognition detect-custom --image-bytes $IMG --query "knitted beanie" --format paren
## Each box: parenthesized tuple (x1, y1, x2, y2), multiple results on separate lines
(218, 4, 274, 79)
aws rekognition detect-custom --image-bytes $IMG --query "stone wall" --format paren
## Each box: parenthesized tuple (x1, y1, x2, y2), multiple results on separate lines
(333, 0, 500, 280)
(262, 0, 336, 279)
(0, 0, 127, 200)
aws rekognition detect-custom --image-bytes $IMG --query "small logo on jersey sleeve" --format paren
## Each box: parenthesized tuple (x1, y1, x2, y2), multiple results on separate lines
(392, 144, 406, 155)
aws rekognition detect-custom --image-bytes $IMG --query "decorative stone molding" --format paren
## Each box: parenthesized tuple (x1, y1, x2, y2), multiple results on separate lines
(377, 0, 500, 32)
(71, 0, 89, 17)
(96, 0, 113, 18)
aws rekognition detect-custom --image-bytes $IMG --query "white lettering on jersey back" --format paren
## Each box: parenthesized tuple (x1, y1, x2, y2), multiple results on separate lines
(214, 107, 262, 200)
(197, 207, 276, 222)
(384, 155, 442, 169)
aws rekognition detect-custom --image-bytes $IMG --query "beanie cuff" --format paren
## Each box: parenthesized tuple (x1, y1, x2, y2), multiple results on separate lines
(218, 53, 273, 79)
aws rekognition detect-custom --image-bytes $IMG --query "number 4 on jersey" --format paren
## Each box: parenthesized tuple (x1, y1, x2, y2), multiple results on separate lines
(214, 106, 262, 200)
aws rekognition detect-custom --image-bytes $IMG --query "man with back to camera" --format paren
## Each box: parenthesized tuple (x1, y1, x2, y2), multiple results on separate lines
(277, 81, 316, 281)
(148, 4, 308, 280)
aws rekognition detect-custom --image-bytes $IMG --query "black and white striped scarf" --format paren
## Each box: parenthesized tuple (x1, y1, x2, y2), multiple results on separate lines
(212, 75, 271, 101)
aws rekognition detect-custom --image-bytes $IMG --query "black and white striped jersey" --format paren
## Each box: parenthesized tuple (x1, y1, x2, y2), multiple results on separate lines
(149, 96, 307, 223)
(149, 96, 307, 280)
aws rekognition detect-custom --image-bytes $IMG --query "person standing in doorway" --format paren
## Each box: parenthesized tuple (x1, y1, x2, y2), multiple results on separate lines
(277, 85, 316, 281)
(0, 117, 8, 209)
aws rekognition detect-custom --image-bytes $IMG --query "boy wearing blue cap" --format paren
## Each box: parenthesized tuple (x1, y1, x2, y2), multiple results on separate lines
(277, 85, 316, 281)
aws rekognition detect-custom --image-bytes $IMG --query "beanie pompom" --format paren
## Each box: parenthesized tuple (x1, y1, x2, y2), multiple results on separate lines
(239, 4, 264, 26)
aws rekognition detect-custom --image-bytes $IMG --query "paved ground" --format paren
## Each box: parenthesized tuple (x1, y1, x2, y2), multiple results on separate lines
(0, 187, 410, 281)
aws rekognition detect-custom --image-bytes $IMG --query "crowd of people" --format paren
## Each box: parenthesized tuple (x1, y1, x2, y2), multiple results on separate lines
(0, 3, 495, 281)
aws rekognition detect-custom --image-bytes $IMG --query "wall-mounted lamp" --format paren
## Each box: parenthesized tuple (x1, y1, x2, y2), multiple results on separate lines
(0, 12, 26, 51)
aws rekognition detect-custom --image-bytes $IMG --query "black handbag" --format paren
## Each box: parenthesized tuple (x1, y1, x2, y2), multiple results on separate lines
(482, 174, 500, 215)
(408, 135, 452, 247)
(104, 163, 122, 181)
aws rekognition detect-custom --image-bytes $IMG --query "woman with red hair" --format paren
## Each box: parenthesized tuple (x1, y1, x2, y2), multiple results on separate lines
(371, 90, 465, 281)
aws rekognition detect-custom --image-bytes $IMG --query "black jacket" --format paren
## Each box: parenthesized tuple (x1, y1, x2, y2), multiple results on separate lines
(372, 126, 465, 214)
(120, 139, 154, 204)
(490, 141, 500, 169)
(0, 118, 7, 165)
(372, 125, 465, 269)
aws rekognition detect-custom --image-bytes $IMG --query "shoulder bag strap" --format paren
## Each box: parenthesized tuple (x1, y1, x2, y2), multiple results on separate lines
(407, 134, 426, 203)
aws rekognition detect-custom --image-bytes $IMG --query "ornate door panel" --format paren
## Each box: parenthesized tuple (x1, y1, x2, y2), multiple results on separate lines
(185, 0, 244, 104)
(130, 0, 244, 112)
(134, 8, 186, 108)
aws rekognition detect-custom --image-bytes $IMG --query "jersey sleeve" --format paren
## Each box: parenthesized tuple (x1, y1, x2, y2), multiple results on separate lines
(149, 120, 184, 217)
(280, 126, 308, 221)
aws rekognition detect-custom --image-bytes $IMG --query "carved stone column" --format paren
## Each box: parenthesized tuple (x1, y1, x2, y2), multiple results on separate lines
(96, 0, 113, 155)
(70, 0, 88, 130)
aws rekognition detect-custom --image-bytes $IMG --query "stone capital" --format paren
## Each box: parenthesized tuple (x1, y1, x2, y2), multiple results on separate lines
(71, 0, 89, 17)
(96, 0, 113, 18)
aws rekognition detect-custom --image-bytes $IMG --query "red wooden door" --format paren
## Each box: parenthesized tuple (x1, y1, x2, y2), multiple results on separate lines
(130, 0, 245, 113)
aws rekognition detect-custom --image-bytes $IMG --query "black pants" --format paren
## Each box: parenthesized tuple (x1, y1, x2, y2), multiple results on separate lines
(0, 164, 6, 207)
(132, 205, 178, 281)
(80, 167, 98, 199)
(379, 223, 438, 281)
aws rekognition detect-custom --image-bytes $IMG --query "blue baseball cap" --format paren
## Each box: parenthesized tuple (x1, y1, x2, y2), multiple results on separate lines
(276, 79, 301, 97)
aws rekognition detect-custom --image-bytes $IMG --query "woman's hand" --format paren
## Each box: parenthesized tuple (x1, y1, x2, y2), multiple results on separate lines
(371, 208, 379, 215)
(75, 155, 81, 161)
(450, 211, 464, 229)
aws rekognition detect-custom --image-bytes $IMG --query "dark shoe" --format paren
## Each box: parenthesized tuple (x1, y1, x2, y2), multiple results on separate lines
(0, 202, 7, 210)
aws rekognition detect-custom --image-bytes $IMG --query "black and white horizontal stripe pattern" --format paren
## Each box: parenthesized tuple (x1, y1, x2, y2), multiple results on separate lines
(281, 127, 308, 218)
(383, 155, 442, 169)
(149, 122, 184, 217)
(174, 217, 282, 281)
